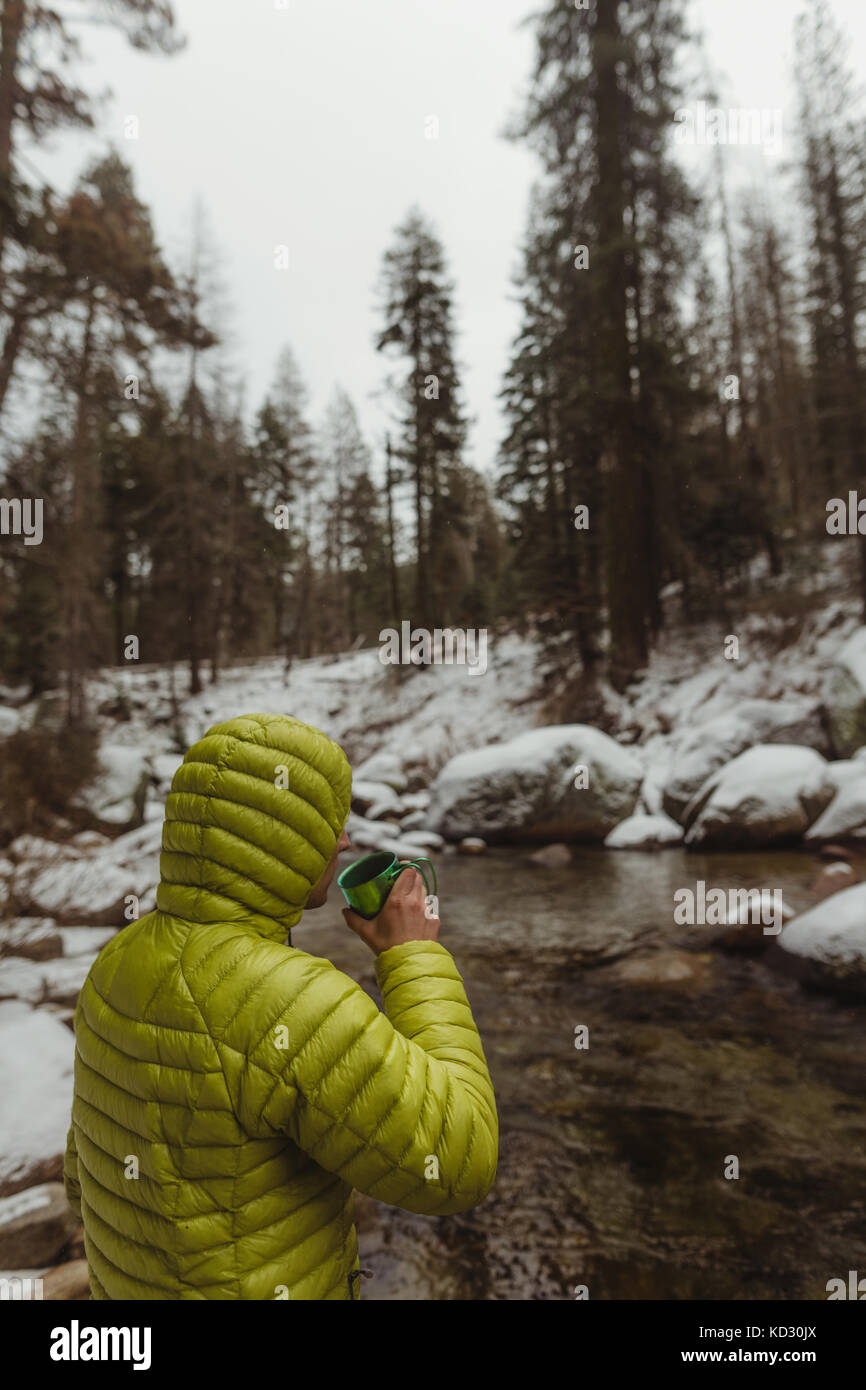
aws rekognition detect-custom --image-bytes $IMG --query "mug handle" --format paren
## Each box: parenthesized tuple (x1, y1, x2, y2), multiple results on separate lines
(387, 857, 438, 900)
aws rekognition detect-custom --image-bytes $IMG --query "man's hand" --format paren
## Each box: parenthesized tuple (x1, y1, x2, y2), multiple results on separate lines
(342, 865, 440, 956)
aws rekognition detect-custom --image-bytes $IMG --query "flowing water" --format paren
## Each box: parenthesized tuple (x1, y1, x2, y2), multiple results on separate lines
(296, 846, 866, 1301)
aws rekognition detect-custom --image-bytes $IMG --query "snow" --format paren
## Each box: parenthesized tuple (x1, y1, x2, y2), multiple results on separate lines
(605, 813, 683, 850)
(0, 956, 93, 1005)
(805, 773, 866, 842)
(432, 724, 641, 786)
(779, 883, 866, 966)
(0, 707, 24, 738)
(427, 725, 642, 841)
(351, 780, 401, 808)
(833, 628, 866, 693)
(58, 927, 117, 957)
(71, 743, 149, 827)
(0, 1002, 75, 1197)
(352, 751, 407, 791)
(684, 744, 834, 848)
(719, 889, 793, 926)
(393, 830, 445, 851)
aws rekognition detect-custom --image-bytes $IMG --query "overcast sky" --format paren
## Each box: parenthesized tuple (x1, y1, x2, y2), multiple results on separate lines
(21, 0, 866, 480)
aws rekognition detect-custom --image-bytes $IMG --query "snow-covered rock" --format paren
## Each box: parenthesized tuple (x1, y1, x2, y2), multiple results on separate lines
(826, 627, 866, 756)
(395, 830, 445, 852)
(777, 882, 866, 995)
(605, 813, 684, 850)
(0, 919, 63, 962)
(0, 706, 24, 738)
(719, 889, 794, 926)
(346, 822, 398, 851)
(528, 843, 572, 868)
(365, 798, 406, 822)
(387, 840, 442, 866)
(6, 836, 73, 866)
(804, 768, 866, 842)
(68, 830, 111, 853)
(427, 726, 642, 843)
(71, 743, 150, 831)
(351, 780, 402, 813)
(13, 821, 161, 926)
(0, 955, 93, 1005)
(352, 752, 408, 793)
(401, 791, 431, 812)
(399, 810, 428, 832)
(0, 1182, 79, 1269)
(58, 926, 116, 957)
(0, 1001, 75, 1197)
(683, 745, 835, 849)
(662, 698, 830, 824)
(148, 751, 182, 788)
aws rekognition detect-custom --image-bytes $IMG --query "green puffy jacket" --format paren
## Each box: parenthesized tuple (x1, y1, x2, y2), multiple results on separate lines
(62, 713, 498, 1300)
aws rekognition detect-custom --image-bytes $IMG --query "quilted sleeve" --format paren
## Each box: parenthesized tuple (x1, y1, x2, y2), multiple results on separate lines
(63, 1122, 82, 1221)
(233, 940, 498, 1216)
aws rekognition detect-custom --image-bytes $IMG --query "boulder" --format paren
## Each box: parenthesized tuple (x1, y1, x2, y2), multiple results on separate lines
(0, 706, 24, 738)
(70, 742, 150, 832)
(352, 752, 408, 793)
(68, 830, 111, 853)
(14, 858, 140, 926)
(6, 836, 73, 866)
(42, 1258, 91, 1300)
(0, 956, 93, 1006)
(387, 840, 442, 866)
(58, 926, 117, 957)
(457, 838, 487, 855)
(662, 699, 830, 824)
(365, 798, 406, 822)
(0, 919, 63, 962)
(804, 768, 866, 843)
(13, 819, 162, 926)
(345, 815, 398, 851)
(0, 1183, 79, 1269)
(613, 950, 712, 989)
(147, 751, 182, 788)
(528, 843, 572, 868)
(401, 791, 431, 812)
(826, 628, 866, 756)
(683, 745, 835, 849)
(396, 830, 445, 852)
(399, 810, 428, 832)
(605, 812, 683, 850)
(0, 1002, 75, 1198)
(705, 890, 794, 951)
(776, 882, 866, 997)
(351, 780, 402, 813)
(809, 862, 859, 901)
(427, 726, 642, 843)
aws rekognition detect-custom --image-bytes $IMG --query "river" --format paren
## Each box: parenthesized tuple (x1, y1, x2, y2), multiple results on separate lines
(296, 845, 866, 1300)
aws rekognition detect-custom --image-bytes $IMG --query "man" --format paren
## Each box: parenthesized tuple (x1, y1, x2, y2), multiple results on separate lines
(62, 713, 498, 1300)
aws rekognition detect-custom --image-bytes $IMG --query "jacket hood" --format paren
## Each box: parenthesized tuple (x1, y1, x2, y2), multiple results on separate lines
(155, 713, 352, 942)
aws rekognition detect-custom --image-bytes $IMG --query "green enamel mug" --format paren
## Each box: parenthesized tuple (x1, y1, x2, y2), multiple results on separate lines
(337, 850, 438, 921)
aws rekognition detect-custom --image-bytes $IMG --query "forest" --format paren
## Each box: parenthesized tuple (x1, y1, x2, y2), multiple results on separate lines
(1, 0, 865, 723)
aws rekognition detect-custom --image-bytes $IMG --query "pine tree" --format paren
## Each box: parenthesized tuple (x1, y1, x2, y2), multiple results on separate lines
(375, 207, 468, 633)
(794, 0, 866, 612)
(503, 0, 701, 688)
(0, 1, 183, 415)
